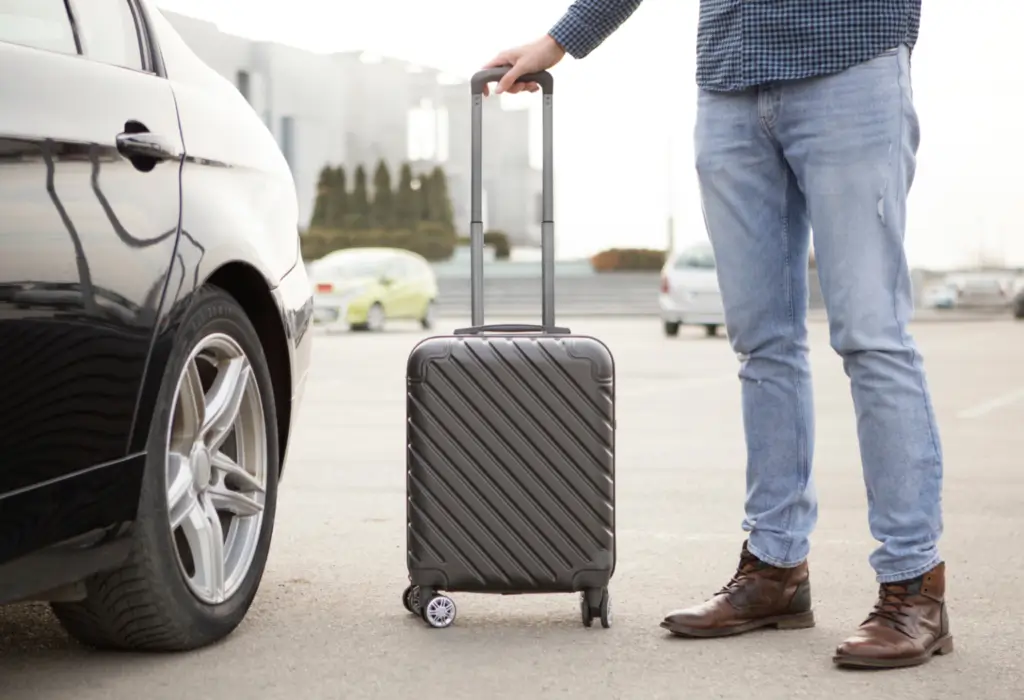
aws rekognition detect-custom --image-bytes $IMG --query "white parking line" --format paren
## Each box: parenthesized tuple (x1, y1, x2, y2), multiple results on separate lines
(957, 387, 1024, 419)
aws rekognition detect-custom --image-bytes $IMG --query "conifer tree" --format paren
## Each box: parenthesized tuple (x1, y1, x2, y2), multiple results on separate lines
(349, 164, 370, 228)
(370, 159, 395, 228)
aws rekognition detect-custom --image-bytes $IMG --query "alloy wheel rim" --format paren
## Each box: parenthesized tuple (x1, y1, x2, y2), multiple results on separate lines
(166, 333, 267, 605)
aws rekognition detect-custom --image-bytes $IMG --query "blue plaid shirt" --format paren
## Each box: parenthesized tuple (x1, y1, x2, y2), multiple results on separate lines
(548, 0, 922, 92)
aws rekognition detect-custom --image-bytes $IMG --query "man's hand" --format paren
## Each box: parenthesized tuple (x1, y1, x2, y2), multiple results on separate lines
(481, 35, 566, 96)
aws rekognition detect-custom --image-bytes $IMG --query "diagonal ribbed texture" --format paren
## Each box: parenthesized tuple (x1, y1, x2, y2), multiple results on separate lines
(406, 334, 615, 593)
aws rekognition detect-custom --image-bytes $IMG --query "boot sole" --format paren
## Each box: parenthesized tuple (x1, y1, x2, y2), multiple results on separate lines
(832, 634, 954, 669)
(660, 610, 816, 638)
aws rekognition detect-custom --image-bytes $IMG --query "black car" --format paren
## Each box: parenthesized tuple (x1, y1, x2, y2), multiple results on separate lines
(0, 0, 313, 651)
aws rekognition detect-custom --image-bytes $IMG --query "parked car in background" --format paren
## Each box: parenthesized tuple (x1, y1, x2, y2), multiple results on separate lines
(309, 247, 438, 332)
(921, 282, 958, 310)
(0, 0, 312, 652)
(943, 272, 1014, 309)
(659, 241, 725, 337)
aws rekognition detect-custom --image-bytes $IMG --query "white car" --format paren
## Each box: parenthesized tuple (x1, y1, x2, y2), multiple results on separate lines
(921, 282, 958, 309)
(309, 247, 438, 332)
(659, 242, 725, 337)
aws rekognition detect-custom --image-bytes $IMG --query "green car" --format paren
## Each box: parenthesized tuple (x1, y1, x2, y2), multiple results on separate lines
(309, 248, 439, 332)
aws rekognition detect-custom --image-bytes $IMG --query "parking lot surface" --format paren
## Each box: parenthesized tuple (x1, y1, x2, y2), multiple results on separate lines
(2, 316, 1022, 700)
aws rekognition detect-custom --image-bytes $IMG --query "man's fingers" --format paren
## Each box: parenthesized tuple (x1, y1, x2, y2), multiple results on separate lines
(496, 61, 528, 94)
(506, 82, 538, 94)
(482, 52, 518, 97)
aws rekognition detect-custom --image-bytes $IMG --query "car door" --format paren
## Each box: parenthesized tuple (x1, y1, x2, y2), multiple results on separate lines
(384, 255, 420, 318)
(0, 0, 181, 561)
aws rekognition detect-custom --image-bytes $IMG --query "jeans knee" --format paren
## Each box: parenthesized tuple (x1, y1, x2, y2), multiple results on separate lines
(826, 308, 907, 358)
(729, 321, 809, 377)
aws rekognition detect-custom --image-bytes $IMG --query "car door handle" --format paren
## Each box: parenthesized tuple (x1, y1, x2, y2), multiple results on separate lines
(115, 131, 180, 162)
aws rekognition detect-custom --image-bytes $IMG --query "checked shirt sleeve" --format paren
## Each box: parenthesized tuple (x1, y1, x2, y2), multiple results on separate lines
(548, 0, 644, 59)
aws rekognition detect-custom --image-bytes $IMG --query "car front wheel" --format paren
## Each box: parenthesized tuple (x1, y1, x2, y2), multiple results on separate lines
(51, 286, 280, 652)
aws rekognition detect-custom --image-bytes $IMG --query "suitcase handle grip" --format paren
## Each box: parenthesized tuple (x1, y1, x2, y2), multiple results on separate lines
(454, 323, 571, 335)
(470, 67, 554, 95)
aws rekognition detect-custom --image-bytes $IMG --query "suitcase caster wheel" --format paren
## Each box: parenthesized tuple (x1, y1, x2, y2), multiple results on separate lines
(422, 595, 456, 629)
(580, 589, 610, 628)
(402, 585, 421, 615)
(579, 592, 593, 628)
(599, 589, 612, 629)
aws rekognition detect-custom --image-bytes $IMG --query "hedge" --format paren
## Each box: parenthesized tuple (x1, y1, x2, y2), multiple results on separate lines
(590, 248, 666, 272)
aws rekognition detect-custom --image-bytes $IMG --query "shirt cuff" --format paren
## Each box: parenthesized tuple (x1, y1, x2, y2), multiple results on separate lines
(548, 9, 606, 60)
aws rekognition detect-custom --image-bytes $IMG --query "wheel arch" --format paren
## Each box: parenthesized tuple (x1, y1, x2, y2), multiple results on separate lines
(206, 262, 293, 477)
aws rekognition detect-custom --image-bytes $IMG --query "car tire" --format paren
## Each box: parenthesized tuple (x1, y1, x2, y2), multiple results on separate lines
(362, 302, 385, 332)
(51, 285, 280, 652)
(420, 300, 435, 330)
(704, 324, 719, 337)
(663, 321, 680, 337)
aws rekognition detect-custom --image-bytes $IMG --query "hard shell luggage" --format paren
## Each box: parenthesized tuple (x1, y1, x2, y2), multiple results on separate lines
(401, 67, 616, 629)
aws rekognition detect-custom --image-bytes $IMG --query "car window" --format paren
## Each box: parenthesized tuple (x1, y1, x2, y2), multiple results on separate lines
(71, 0, 143, 71)
(390, 258, 413, 278)
(674, 244, 716, 270)
(0, 0, 78, 56)
(338, 259, 384, 279)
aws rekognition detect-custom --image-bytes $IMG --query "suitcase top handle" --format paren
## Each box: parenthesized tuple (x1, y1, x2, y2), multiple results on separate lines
(470, 67, 554, 95)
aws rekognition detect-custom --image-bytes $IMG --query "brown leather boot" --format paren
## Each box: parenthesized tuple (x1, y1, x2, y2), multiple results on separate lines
(660, 541, 814, 637)
(833, 562, 953, 668)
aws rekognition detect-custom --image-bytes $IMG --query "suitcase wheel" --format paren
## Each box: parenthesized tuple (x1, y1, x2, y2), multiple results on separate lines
(580, 588, 612, 629)
(402, 585, 422, 616)
(421, 594, 457, 629)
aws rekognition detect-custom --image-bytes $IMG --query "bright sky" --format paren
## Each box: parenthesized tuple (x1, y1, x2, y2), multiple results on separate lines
(157, 0, 1023, 269)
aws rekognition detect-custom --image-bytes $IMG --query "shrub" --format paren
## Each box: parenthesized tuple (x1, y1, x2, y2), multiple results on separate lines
(301, 221, 456, 263)
(590, 247, 666, 272)
(483, 230, 511, 260)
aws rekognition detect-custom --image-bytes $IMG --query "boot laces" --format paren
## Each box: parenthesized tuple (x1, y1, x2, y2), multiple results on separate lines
(717, 556, 764, 596)
(868, 582, 913, 629)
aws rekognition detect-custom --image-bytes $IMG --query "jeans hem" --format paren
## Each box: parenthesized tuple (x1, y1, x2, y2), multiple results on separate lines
(875, 556, 942, 584)
(746, 538, 806, 569)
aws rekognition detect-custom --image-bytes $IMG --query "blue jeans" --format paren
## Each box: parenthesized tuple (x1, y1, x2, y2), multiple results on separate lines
(694, 45, 944, 583)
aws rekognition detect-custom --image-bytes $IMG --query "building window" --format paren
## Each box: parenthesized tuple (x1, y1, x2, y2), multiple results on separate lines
(279, 116, 295, 171)
(236, 70, 251, 102)
(407, 99, 448, 162)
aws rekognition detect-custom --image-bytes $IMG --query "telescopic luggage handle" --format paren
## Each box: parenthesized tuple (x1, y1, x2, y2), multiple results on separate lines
(469, 67, 554, 95)
(463, 66, 556, 334)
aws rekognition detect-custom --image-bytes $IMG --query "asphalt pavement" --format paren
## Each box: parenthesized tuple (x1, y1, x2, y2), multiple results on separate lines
(2, 316, 1022, 700)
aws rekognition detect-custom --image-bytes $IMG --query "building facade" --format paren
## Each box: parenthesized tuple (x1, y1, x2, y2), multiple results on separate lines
(163, 11, 541, 246)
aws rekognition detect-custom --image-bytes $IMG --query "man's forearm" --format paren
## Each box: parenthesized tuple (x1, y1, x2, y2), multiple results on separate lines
(548, 0, 644, 60)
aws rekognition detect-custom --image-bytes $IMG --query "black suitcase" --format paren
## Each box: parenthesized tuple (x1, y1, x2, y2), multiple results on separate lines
(401, 67, 616, 629)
